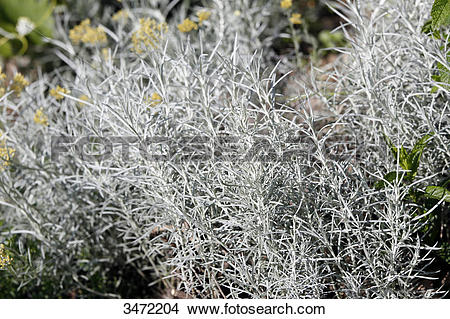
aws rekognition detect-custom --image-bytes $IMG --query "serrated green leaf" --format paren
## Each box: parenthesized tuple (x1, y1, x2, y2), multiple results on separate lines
(431, 0, 450, 29)
(437, 60, 450, 83)
(422, 19, 443, 39)
(425, 186, 450, 202)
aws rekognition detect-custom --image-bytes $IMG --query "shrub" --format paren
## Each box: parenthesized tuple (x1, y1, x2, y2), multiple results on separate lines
(0, 0, 448, 298)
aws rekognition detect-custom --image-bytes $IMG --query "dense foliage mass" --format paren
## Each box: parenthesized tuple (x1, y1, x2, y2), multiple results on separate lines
(0, 0, 448, 298)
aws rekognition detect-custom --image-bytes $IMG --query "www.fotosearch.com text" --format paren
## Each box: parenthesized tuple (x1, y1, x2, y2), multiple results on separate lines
(50, 134, 357, 163)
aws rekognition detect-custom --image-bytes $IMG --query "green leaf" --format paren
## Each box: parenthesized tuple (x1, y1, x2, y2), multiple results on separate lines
(0, 40, 13, 57)
(399, 146, 409, 170)
(431, 56, 450, 92)
(409, 133, 434, 156)
(431, 73, 441, 92)
(375, 171, 399, 190)
(422, 19, 443, 39)
(431, 0, 450, 29)
(382, 134, 410, 170)
(437, 59, 450, 82)
(425, 186, 450, 202)
(422, 19, 433, 33)
(0, 0, 55, 44)
(407, 133, 434, 177)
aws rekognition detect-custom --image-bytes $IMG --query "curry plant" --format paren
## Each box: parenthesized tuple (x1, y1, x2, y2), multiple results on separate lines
(1, 0, 449, 298)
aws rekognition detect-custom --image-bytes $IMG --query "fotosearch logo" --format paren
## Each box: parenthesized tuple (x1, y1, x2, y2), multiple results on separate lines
(50, 134, 357, 163)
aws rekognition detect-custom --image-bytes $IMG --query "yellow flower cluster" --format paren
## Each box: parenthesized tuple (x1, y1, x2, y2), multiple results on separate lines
(0, 132, 15, 170)
(146, 92, 162, 107)
(34, 107, 48, 126)
(131, 18, 168, 53)
(178, 18, 198, 33)
(280, 0, 292, 9)
(290, 13, 302, 24)
(0, 244, 12, 269)
(197, 10, 211, 25)
(50, 85, 71, 100)
(11, 73, 30, 96)
(69, 19, 107, 45)
(112, 9, 129, 22)
(178, 10, 211, 32)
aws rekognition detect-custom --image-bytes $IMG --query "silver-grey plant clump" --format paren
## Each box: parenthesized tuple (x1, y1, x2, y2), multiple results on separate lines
(0, 0, 448, 298)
